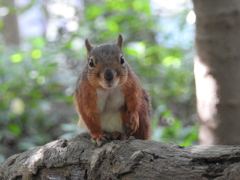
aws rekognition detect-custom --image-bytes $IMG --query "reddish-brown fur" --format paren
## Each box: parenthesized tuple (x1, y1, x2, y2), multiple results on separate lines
(74, 81, 103, 138)
(74, 34, 151, 146)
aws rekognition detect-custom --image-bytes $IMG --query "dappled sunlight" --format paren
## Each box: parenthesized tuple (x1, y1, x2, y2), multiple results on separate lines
(186, 10, 196, 24)
(24, 148, 44, 172)
(10, 98, 25, 115)
(194, 56, 219, 126)
(194, 55, 220, 145)
(189, 145, 214, 154)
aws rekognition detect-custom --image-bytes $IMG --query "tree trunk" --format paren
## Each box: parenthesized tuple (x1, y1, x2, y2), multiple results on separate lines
(1, 0, 20, 46)
(193, 0, 240, 145)
(0, 133, 240, 180)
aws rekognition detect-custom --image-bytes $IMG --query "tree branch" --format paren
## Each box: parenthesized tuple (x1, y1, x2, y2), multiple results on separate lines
(0, 133, 240, 179)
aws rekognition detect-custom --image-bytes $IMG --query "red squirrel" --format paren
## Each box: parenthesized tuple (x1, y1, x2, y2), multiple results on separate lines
(74, 34, 151, 146)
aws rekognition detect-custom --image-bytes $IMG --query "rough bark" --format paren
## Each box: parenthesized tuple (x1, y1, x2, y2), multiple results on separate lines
(193, 0, 240, 145)
(0, 133, 240, 180)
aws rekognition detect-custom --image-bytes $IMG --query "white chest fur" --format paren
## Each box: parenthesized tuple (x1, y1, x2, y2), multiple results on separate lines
(96, 88, 125, 133)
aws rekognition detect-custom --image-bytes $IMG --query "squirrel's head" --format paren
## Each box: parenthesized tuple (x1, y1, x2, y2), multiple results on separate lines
(85, 34, 128, 90)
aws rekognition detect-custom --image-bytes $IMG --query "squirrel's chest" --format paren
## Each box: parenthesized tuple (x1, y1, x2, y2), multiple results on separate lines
(96, 88, 125, 112)
(96, 88, 125, 132)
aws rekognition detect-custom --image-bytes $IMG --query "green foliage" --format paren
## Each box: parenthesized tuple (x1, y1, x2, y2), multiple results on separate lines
(153, 118, 198, 146)
(79, 0, 157, 42)
(152, 106, 198, 146)
(0, 0, 197, 163)
(0, 39, 77, 162)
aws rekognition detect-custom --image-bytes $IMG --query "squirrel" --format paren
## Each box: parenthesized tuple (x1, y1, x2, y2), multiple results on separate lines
(74, 34, 151, 146)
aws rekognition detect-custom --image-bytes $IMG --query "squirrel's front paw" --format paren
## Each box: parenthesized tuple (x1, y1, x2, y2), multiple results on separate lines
(91, 133, 111, 147)
(126, 113, 139, 136)
(108, 131, 129, 140)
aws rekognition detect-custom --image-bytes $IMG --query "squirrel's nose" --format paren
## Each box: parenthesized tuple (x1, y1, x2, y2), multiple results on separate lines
(104, 68, 114, 82)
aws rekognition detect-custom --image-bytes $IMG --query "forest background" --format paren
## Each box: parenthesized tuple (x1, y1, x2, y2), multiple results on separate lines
(0, 0, 197, 162)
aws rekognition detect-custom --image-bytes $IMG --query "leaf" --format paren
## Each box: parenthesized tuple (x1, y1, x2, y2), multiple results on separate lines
(31, 49, 42, 59)
(30, 38, 46, 48)
(8, 123, 22, 137)
(162, 56, 181, 67)
(37, 76, 45, 85)
(10, 53, 23, 63)
(107, 20, 119, 32)
(85, 5, 104, 20)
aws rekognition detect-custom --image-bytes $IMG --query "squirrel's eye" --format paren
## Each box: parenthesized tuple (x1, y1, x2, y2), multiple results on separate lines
(89, 59, 94, 67)
(120, 56, 125, 65)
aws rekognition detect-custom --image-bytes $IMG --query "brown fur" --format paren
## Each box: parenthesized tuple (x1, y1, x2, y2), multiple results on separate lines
(74, 34, 151, 146)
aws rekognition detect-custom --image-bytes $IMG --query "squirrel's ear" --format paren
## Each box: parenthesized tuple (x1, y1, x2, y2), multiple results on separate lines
(116, 34, 123, 49)
(85, 38, 92, 54)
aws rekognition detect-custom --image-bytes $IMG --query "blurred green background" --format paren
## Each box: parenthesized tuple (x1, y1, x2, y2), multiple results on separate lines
(0, 0, 197, 163)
